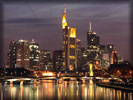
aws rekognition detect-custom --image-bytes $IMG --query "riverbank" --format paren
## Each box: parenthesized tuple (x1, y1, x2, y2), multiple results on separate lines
(96, 82, 133, 92)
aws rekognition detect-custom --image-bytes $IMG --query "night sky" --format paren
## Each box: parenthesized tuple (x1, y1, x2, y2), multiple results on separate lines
(3, 2, 129, 65)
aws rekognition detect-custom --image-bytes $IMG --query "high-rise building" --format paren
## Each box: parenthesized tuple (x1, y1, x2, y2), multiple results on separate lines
(107, 44, 114, 64)
(29, 39, 39, 69)
(100, 45, 110, 68)
(53, 50, 63, 71)
(39, 50, 53, 70)
(7, 40, 17, 68)
(76, 39, 81, 70)
(81, 48, 88, 70)
(62, 8, 69, 70)
(16, 39, 30, 68)
(62, 8, 77, 71)
(7, 39, 30, 68)
(69, 28, 77, 71)
(86, 22, 102, 66)
(111, 48, 118, 64)
(39, 50, 45, 69)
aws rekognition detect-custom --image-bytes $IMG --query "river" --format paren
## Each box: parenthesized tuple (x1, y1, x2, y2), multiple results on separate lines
(0, 80, 132, 100)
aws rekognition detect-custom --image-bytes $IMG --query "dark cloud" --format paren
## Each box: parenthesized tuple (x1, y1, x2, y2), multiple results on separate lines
(5, 18, 57, 24)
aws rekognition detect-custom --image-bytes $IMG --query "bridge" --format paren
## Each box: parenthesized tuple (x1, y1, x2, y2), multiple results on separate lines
(0, 61, 124, 86)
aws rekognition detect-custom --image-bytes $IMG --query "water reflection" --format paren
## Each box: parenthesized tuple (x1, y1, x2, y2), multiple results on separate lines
(0, 80, 132, 100)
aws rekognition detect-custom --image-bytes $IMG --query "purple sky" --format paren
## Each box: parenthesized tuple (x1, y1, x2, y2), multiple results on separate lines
(3, 2, 129, 65)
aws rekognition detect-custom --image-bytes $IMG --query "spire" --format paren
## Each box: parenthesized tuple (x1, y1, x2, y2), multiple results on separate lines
(64, 8, 66, 13)
(89, 21, 92, 31)
(31, 39, 35, 44)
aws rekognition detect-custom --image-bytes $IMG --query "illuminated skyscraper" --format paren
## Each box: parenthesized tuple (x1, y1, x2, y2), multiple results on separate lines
(86, 22, 102, 66)
(107, 44, 114, 64)
(29, 39, 39, 69)
(62, 8, 77, 71)
(69, 28, 77, 70)
(111, 48, 118, 64)
(7, 40, 17, 68)
(7, 39, 30, 68)
(16, 39, 30, 68)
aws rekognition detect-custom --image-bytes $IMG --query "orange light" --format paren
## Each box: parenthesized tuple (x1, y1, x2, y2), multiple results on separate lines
(69, 65, 74, 71)
(33, 66, 39, 67)
(69, 45, 75, 48)
(42, 72, 54, 76)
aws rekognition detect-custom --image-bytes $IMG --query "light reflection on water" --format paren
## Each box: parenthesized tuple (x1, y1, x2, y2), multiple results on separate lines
(0, 80, 132, 100)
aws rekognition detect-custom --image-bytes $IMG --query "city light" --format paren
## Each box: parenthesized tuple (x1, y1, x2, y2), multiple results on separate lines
(42, 71, 54, 76)
(0, 6, 132, 100)
(70, 28, 76, 38)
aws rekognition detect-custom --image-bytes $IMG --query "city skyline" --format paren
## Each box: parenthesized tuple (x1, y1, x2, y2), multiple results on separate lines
(0, 3, 132, 99)
(3, 3, 129, 65)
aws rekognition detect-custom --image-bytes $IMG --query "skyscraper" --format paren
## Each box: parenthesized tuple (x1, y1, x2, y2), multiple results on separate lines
(29, 39, 39, 69)
(69, 28, 77, 71)
(53, 50, 63, 71)
(62, 8, 77, 71)
(7, 40, 17, 68)
(76, 39, 81, 70)
(39, 50, 53, 70)
(111, 48, 118, 64)
(7, 39, 30, 68)
(107, 44, 114, 64)
(16, 39, 30, 68)
(81, 47, 88, 70)
(86, 22, 102, 66)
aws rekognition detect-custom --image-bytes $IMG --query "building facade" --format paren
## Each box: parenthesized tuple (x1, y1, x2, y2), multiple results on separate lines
(39, 50, 53, 70)
(7, 40, 17, 68)
(76, 39, 81, 70)
(29, 39, 39, 69)
(53, 50, 63, 71)
(7, 39, 30, 68)
(86, 22, 102, 67)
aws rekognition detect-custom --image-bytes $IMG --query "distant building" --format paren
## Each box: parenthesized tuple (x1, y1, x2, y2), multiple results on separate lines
(16, 39, 30, 68)
(81, 48, 88, 70)
(7, 40, 17, 68)
(53, 50, 63, 71)
(107, 44, 114, 64)
(29, 39, 39, 69)
(7, 39, 30, 68)
(101, 45, 110, 68)
(77, 39, 81, 70)
(109, 61, 133, 78)
(39, 50, 53, 70)
(39, 50, 45, 69)
(111, 48, 118, 64)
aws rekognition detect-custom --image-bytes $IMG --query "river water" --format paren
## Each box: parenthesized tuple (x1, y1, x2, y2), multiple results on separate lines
(0, 80, 132, 100)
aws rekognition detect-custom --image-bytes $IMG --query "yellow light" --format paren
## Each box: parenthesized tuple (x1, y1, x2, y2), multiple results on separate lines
(20, 81, 23, 86)
(69, 56, 75, 59)
(70, 28, 76, 38)
(62, 11, 67, 29)
(69, 45, 75, 48)
(89, 63, 93, 76)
